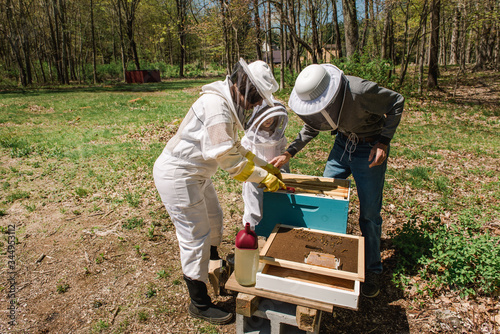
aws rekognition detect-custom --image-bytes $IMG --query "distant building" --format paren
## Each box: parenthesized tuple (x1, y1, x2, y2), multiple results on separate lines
(261, 43, 291, 64)
(305, 44, 340, 63)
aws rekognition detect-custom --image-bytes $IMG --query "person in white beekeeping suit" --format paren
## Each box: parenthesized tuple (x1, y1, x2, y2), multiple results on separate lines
(153, 58, 286, 324)
(241, 99, 289, 229)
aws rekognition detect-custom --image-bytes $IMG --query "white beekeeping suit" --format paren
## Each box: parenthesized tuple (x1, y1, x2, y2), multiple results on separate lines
(153, 59, 285, 325)
(241, 100, 289, 227)
(154, 59, 282, 282)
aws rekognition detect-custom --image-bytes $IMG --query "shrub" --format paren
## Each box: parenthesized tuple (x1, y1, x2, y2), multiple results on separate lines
(334, 54, 397, 89)
(391, 215, 500, 297)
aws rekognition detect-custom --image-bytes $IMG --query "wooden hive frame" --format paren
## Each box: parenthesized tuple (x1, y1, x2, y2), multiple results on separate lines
(279, 173, 350, 200)
(259, 224, 365, 282)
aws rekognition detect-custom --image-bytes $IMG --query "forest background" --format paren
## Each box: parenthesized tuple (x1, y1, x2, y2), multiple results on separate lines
(1, 0, 499, 90)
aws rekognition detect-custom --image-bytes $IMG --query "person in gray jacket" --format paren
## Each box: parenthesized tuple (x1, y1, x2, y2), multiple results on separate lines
(270, 64, 404, 298)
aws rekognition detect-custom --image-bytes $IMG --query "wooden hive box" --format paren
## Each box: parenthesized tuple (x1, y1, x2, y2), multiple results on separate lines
(255, 173, 350, 238)
(255, 224, 364, 310)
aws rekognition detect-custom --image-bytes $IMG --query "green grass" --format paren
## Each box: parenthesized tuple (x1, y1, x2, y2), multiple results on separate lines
(0, 73, 498, 309)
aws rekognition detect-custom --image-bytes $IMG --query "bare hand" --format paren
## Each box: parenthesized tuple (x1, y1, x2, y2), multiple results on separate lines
(270, 152, 291, 169)
(368, 143, 388, 168)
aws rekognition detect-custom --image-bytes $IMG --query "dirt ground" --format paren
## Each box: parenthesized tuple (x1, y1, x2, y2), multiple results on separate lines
(1, 68, 499, 334)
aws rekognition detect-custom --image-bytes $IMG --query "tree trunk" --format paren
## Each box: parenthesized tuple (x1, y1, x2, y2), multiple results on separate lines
(427, 0, 440, 88)
(360, 0, 369, 51)
(176, 0, 187, 77)
(287, 0, 300, 73)
(91, 0, 97, 83)
(369, 0, 378, 57)
(267, 0, 274, 71)
(280, 1, 285, 90)
(418, 13, 428, 94)
(399, 0, 429, 87)
(58, 0, 69, 84)
(254, 0, 262, 59)
(46, 0, 63, 83)
(449, 4, 460, 65)
(473, 0, 494, 71)
(220, 0, 231, 74)
(279, 0, 316, 64)
(342, 0, 359, 57)
(117, 0, 127, 81)
(332, 0, 342, 58)
(439, 5, 447, 67)
(120, 0, 141, 71)
(381, 1, 392, 60)
(20, 0, 33, 85)
(5, 0, 28, 86)
(309, 0, 321, 62)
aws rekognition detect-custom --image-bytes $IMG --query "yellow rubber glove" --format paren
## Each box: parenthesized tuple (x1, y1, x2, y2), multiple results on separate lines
(233, 160, 255, 182)
(261, 163, 283, 180)
(260, 173, 286, 192)
(246, 151, 282, 180)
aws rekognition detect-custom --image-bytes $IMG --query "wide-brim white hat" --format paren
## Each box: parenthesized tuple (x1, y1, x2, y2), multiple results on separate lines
(289, 64, 345, 131)
(240, 59, 279, 107)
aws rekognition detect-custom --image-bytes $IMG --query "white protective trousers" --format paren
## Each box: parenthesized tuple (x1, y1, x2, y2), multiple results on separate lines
(153, 78, 268, 283)
(153, 153, 223, 283)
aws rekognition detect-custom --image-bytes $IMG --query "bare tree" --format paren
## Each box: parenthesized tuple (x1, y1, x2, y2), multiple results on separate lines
(342, 0, 359, 57)
(254, 0, 263, 59)
(4, 0, 32, 86)
(116, 0, 127, 81)
(427, 0, 440, 88)
(308, 0, 322, 62)
(472, 0, 495, 71)
(267, 0, 274, 71)
(176, 0, 188, 77)
(219, 0, 231, 73)
(398, 0, 429, 87)
(369, 0, 378, 57)
(360, 0, 369, 50)
(381, 0, 392, 60)
(331, 0, 343, 58)
(418, 7, 428, 94)
(91, 0, 98, 83)
(287, 0, 301, 72)
(118, 0, 141, 70)
(277, 0, 317, 64)
(449, 1, 460, 65)
(279, 0, 285, 89)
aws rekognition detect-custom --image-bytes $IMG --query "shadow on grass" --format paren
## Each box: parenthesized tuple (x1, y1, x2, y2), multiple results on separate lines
(0, 77, 223, 96)
(319, 238, 410, 334)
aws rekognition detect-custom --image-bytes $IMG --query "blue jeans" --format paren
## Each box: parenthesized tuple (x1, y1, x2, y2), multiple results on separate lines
(323, 134, 388, 274)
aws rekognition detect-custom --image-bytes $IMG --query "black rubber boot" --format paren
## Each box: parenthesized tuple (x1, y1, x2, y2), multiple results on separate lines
(183, 275, 233, 324)
(210, 245, 221, 260)
(361, 271, 381, 298)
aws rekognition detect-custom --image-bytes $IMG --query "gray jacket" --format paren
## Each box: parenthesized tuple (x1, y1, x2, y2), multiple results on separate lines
(286, 75, 404, 157)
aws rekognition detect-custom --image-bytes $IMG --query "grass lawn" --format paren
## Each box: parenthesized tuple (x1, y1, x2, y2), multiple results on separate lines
(0, 68, 499, 333)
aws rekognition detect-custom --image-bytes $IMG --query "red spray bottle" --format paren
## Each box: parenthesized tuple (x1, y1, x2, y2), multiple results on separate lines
(235, 223, 259, 286)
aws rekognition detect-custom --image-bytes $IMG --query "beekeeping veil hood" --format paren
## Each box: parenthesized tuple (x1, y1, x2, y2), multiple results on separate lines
(245, 100, 288, 145)
(288, 64, 346, 131)
(230, 58, 279, 129)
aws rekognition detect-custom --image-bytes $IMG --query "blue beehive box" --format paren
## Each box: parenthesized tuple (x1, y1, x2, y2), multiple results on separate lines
(255, 173, 350, 238)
